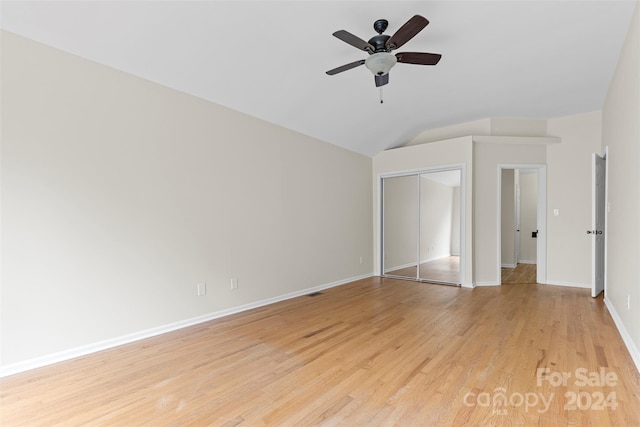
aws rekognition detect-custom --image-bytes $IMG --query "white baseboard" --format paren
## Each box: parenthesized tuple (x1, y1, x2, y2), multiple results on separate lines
(543, 280, 590, 289)
(501, 263, 517, 269)
(604, 297, 640, 374)
(0, 272, 373, 378)
(384, 262, 416, 273)
(518, 260, 537, 265)
(475, 282, 500, 287)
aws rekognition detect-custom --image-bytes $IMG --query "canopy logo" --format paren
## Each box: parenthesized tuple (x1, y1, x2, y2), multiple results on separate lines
(463, 388, 553, 414)
(463, 367, 619, 415)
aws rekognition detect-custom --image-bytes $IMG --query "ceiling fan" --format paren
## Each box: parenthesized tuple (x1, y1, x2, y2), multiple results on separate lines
(326, 15, 441, 90)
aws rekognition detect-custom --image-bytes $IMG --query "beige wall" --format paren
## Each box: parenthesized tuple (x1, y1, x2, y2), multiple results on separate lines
(1, 32, 373, 370)
(546, 111, 602, 286)
(601, 1, 640, 369)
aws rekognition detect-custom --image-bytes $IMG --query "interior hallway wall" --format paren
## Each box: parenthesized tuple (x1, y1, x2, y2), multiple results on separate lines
(518, 171, 538, 264)
(501, 169, 516, 267)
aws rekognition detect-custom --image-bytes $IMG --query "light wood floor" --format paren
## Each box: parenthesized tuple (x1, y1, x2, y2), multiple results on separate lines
(2, 277, 639, 426)
(502, 263, 537, 284)
(386, 256, 460, 284)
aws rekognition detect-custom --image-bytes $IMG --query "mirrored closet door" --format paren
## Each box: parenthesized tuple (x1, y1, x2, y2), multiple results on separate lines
(382, 169, 461, 285)
(383, 175, 420, 280)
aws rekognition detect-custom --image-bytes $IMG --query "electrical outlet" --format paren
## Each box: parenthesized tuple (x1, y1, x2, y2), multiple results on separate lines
(627, 294, 631, 310)
(359, 256, 363, 264)
(197, 283, 206, 296)
(231, 278, 238, 290)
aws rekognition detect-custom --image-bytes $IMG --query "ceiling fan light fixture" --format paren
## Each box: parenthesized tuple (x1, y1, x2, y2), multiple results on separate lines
(364, 52, 397, 76)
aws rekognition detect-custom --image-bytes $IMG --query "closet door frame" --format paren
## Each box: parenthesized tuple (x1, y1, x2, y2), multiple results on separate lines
(378, 163, 467, 285)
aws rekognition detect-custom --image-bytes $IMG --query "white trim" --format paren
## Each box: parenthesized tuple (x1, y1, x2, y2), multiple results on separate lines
(377, 175, 383, 276)
(537, 168, 547, 285)
(604, 146, 609, 297)
(475, 282, 500, 287)
(501, 263, 517, 269)
(497, 164, 547, 286)
(604, 297, 640, 374)
(544, 280, 591, 289)
(518, 260, 537, 265)
(472, 136, 561, 145)
(0, 272, 373, 378)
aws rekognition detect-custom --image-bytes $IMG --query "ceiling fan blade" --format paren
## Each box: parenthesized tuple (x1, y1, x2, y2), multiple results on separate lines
(326, 59, 366, 75)
(374, 74, 389, 87)
(396, 52, 442, 65)
(333, 30, 374, 52)
(386, 15, 429, 50)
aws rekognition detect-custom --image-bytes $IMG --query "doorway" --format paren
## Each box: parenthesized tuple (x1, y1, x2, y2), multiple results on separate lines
(498, 165, 547, 284)
(381, 167, 463, 286)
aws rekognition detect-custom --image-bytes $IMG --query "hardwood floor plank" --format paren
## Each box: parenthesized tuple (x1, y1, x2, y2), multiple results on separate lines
(1, 277, 639, 426)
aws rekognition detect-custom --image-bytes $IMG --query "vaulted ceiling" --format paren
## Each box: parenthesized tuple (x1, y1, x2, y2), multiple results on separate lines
(1, 1, 636, 156)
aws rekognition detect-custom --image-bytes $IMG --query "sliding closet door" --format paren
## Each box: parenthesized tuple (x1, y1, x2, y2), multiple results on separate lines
(418, 171, 461, 284)
(382, 175, 419, 279)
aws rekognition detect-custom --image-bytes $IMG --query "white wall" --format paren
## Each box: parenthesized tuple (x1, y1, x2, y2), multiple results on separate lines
(0, 32, 373, 371)
(601, 1, 640, 371)
(408, 119, 491, 146)
(546, 111, 603, 287)
(408, 117, 548, 147)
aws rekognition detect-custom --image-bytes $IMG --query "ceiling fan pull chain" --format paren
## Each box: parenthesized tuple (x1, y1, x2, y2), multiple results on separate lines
(379, 87, 384, 104)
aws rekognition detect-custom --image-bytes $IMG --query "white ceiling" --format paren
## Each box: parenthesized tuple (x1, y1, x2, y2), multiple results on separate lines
(1, 1, 636, 157)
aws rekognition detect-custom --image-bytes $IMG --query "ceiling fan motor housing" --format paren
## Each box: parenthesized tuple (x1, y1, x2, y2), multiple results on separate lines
(367, 34, 391, 52)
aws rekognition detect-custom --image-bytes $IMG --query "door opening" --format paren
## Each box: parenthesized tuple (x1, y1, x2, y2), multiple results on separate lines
(498, 164, 547, 285)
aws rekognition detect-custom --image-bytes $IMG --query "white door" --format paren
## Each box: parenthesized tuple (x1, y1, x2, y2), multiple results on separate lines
(515, 182, 521, 264)
(591, 153, 606, 297)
